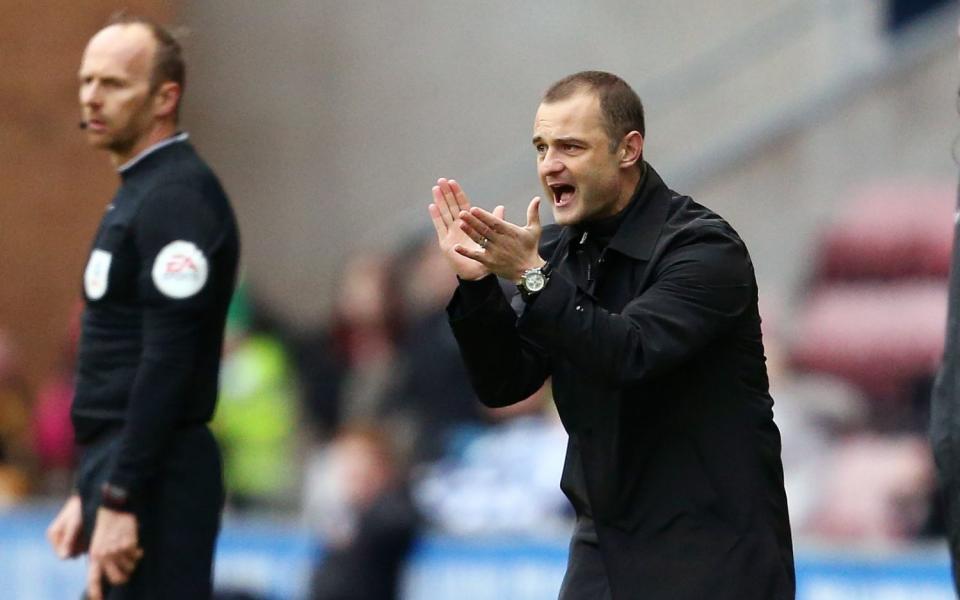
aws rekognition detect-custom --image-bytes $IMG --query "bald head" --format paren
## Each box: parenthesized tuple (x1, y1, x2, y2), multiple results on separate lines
(83, 23, 157, 89)
(78, 20, 183, 164)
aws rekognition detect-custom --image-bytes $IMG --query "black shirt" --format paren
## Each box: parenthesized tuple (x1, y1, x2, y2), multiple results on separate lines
(72, 136, 240, 498)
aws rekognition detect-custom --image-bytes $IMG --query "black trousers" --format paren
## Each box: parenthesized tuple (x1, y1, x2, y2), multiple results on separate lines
(77, 425, 224, 599)
(558, 516, 613, 600)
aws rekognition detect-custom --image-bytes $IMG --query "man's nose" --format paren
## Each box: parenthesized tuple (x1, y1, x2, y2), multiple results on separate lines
(80, 82, 101, 106)
(539, 150, 564, 176)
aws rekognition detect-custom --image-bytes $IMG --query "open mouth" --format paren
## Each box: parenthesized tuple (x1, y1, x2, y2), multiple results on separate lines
(549, 184, 576, 207)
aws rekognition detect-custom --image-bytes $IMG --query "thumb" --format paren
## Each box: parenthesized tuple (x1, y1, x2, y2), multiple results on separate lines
(493, 205, 506, 220)
(526, 197, 542, 229)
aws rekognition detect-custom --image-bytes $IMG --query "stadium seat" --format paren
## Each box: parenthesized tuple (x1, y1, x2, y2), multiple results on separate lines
(790, 280, 947, 398)
(816, 181, 954, 281)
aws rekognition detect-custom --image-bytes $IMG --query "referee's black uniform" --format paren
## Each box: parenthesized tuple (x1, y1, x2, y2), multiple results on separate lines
(73, 133, 239, 598)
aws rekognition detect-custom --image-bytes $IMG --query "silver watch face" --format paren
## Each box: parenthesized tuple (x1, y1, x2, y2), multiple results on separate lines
(523, 270, 547, 293)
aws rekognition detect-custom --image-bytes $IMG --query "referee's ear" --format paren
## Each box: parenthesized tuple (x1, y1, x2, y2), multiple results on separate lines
(153, 81, 181, 121)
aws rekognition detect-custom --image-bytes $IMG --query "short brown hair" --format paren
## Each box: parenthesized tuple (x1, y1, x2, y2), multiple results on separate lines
(105, 12, 185, 117)
(543, 71, 645, 151)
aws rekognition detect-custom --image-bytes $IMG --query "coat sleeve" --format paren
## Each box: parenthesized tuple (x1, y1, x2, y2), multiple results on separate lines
(447, 275, 551, 408)
(106, 184, 223, 501)
(519, 225, 754, 388)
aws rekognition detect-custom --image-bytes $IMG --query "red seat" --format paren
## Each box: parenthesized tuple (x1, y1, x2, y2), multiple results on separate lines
(790, 281, 947, 398)
(817, 182, 954, 281)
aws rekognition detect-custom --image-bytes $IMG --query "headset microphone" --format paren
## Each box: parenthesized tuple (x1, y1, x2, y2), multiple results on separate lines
(79, 121, 88, 130)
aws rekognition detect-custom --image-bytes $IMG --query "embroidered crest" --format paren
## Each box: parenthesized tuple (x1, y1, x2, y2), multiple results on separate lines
(84, 249, 112, 300)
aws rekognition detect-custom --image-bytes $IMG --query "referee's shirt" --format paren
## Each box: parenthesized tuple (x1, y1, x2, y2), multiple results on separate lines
(72, 132, 240, 503)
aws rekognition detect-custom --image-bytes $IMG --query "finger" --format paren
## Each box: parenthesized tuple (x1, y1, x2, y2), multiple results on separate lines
(453, 243, 488, 265)
(47, 521, 62, 552)
(56, 531, 73, 559)
(49, 519, 72, 559)
(428, 203, 448, 241)
(460, 211, 497, 241)
(436, 179, 462, 225)
(526, 197, 542, 229)
(63, 516, 83, 556)
(103, 558, 128, 585)
(87, 561, 104, 600)
(113, 552, 139, 575)
(493, 205, 506, 220)
(448, 179, 472, 212)
(469, 206, 515, 236)
(458, 220, 488, 248)
(432, 184, 456, 226)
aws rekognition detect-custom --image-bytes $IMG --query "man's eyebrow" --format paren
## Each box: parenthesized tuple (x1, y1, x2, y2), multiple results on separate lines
(532, 135, 586, 145)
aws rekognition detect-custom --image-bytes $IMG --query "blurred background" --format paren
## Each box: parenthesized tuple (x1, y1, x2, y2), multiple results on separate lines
(2, 0, 960, 598)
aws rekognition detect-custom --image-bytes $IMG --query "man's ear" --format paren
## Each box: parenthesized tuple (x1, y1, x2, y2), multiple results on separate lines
(153, 81, 181, 120)
(619, 131, 643, 168)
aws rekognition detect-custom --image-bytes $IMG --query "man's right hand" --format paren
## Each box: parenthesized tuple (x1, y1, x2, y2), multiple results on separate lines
(429, 178, 505, 281)
(47, 494, 85, 559)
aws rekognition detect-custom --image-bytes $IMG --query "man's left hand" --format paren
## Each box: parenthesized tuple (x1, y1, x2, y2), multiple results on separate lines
(456, 196, 546, 282)
(86, 507, 143, 599)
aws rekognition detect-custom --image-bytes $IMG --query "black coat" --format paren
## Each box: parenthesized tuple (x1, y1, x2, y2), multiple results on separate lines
(931, 184, 960, 593)
(448, 165, 795, 599)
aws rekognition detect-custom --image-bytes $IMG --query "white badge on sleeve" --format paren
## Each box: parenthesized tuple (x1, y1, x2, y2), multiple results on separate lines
(84, 249, 112, 300)
(151, 240, 209, 299)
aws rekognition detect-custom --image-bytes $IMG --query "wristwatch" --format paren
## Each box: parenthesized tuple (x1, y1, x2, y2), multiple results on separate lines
(100, 482, 132, 512)
(518, 263, 550, 299)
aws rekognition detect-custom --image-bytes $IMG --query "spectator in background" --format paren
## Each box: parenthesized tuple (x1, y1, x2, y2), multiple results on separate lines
(381, 235, 491, 463)
(0, 329, 33, 504)
(213, 287, 298, 510)
(809, 434, 935, 542)
(415, 380, 572, 537)
(759, 298, 869, 532)
(293, 252, 399, 440)
(307, 426, 419, 600)
(33, 302, 83, 495)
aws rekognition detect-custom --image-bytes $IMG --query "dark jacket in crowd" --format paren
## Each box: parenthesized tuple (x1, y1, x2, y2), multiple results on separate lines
(310, 486, 419, 600)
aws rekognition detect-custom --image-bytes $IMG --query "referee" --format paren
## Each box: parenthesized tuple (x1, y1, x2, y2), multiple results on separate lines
(45, 15, 239, 599)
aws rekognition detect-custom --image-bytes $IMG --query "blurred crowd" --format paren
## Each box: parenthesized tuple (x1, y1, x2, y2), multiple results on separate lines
(0, 178, 955, 595)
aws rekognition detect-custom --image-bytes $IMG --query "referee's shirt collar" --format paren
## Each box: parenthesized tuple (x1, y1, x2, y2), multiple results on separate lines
(117, 132, 190, 174)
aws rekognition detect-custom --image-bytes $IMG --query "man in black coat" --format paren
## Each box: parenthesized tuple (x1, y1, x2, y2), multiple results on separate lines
(931, 181, 960, 593)
(427, 71, 795, 599)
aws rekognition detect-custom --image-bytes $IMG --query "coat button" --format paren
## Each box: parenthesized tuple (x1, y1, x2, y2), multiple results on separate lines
(575, 305, 583, 312)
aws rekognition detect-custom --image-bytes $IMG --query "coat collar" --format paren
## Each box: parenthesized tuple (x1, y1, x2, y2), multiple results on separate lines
(555, 161, 671, 262)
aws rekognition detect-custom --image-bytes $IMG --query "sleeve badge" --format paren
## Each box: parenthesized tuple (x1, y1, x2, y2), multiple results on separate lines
(151, 240, 209, 299)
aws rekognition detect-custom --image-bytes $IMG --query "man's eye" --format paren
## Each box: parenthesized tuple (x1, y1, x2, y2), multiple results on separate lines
(535, 144, 547, 154)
